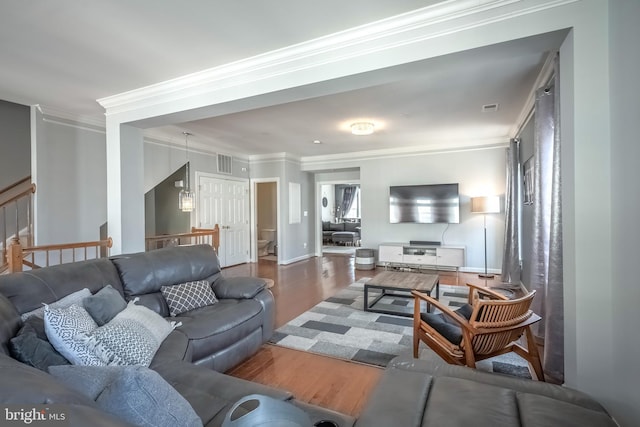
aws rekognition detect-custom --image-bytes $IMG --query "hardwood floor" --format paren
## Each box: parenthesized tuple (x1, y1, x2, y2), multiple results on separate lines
(224, 254, 504, 417)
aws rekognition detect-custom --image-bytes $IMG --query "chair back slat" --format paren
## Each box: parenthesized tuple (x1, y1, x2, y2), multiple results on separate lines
(467, 291, 536, 355)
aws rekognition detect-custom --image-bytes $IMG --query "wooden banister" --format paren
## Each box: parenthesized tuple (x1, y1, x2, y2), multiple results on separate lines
(6, 237, 113, 273)
(0, 176, 31, 197)
(0, 183, 36, 207)
(145, 225, 220, 253)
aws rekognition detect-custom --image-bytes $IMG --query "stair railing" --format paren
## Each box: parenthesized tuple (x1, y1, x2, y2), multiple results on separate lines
(1, 177, 35, 272)
(145, 224, 220, 253)
(6, 237, 113, 273)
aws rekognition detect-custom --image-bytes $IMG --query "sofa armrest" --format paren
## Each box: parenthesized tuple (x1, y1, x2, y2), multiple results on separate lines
(212, 277, 266, 299)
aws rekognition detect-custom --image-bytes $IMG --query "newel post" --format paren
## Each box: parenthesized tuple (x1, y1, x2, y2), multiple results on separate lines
(7, 237, 23, 273)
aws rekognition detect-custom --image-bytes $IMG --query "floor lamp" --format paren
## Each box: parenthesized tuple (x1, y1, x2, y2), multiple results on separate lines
(471, 196, 501, 279)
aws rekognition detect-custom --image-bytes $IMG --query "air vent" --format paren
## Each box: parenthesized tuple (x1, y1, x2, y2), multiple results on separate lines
(217, 154, 232, 175)
(482, 103, 499, 112)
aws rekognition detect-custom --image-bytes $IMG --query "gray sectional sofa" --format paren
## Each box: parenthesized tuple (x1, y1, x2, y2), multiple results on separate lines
(0, 244, 619, 427)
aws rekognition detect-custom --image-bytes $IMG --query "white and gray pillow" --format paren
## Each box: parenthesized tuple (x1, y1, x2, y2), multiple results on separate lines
(81, 300, 177, 367)
(161, 280, 218, 317)
(44, 303, 105, 366)
(22, 288, 92, 321)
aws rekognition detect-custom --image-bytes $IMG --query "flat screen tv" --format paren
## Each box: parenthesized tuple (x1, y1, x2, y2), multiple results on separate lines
(389, 183, 460, 224)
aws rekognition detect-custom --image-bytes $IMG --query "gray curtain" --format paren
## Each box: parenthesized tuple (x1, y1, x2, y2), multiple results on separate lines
(529, 57, 564, 381)
(501, 138, 521, 284)
(340, 186, 357, 219)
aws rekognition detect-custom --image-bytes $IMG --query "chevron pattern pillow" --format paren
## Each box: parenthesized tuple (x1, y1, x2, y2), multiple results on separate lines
(160, 280, 218, 317)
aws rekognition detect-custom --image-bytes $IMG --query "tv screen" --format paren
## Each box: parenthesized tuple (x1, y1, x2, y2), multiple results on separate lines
(389, 183, 460, 224)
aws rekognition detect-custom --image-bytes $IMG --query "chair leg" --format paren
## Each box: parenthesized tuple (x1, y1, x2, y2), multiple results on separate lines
(524, 326, 545, 382)
(413, 332, 420, 358)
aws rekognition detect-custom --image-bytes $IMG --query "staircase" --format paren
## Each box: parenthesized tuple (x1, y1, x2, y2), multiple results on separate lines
(1, 176, 35, 273)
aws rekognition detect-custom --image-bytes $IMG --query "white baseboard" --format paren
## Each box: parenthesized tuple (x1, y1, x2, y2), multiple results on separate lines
(279, 253, 314, 265)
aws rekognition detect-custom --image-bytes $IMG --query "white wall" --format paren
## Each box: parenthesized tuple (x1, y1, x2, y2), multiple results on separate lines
(320, 184, 334, 222)
(609, 1, 640, 426)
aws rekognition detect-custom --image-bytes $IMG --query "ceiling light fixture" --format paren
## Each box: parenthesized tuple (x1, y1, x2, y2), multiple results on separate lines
(313, 140, 322, 144)
(178, 132, 195, 212)
(350, 122, 375, 136)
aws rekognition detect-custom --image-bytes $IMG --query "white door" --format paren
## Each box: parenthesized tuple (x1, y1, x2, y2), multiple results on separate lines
(198, 175, 250, 267)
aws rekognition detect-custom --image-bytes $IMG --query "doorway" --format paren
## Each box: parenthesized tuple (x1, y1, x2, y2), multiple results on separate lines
(251, 178, 280, 263)
(317, 181, 361, 256)
(197, 173, 250, 267)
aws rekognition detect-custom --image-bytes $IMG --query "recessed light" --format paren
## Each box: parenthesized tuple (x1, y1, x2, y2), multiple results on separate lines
(313, 140, 322, 144)
(350, 122, 375, 135)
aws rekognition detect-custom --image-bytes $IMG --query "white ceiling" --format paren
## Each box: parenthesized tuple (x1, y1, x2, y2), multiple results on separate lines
(0, 1, 566, 157)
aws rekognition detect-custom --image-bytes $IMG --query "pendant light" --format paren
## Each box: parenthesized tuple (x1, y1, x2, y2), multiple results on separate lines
(178, 132, 195, 212)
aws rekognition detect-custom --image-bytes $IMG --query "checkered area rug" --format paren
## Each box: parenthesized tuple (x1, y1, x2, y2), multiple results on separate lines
(269, 279, 532, 379)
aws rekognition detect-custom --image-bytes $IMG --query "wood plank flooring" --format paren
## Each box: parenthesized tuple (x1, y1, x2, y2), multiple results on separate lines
(224, 254, 503, 417)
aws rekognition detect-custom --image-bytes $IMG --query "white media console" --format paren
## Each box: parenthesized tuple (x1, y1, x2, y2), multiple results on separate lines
(378, 242, 465, 271)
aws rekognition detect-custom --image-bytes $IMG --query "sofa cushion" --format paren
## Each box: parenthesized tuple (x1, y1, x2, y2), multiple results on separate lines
(49, 365, 202, 427)
(9, 317, 70, 371)
(0, 352, 96, 406)
(44, 304, 105, 366)
(176, 299, 263, 361)
(161, 280, 218, 317)
(83, 285, 127, 326)
(83, 300, 176, 367)
(111, 244, 221, 300)
(21, 288, 92, 321)
(0, 258, 124, 317)
(0, 292, 21, 356)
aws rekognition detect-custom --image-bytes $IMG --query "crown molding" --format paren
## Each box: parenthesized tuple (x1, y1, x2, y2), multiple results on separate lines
(36, 104, 105, 128)
(249, 152, 301, 165)
(300, 137, 509, 170)
(97, 0, 549, 117)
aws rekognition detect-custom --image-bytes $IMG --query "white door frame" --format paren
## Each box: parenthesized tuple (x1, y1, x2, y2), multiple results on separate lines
(315, 179, 361, 256)
(250, 177, 281, 263)
(195, 171, 250, 265)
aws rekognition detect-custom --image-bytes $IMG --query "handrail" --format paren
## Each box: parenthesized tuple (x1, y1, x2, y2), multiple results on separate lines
(0, 183, 36, 206)
(6, 237, 113, 273)
(145, 225, 220, 253)
(0, 176, 31, 197)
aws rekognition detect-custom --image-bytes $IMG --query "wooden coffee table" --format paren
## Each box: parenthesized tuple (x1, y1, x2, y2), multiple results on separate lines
(364, 271, 439, 317)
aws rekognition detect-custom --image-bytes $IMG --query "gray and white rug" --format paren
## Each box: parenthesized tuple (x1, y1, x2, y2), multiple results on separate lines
(270, 280, 532, 379)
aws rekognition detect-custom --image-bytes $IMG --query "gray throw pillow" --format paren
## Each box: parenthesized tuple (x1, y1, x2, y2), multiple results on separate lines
(83, 285, 127, 326)
(9, 317, 70, 371)
(49, 365, 202, 427)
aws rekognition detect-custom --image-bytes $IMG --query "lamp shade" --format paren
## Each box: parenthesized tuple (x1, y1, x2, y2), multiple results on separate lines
(471, 196, 501, 214)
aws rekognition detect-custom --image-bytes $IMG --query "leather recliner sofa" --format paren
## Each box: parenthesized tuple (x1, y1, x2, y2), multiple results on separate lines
(0, 244, 354, 426)
(0, 244, 619, 427)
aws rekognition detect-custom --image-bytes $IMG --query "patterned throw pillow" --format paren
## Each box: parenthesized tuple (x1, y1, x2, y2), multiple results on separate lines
(22, 288, 92, 321)
(161, 280, 218, 317)
(44, 304, 105, 366)
(82, 300, 177, 367)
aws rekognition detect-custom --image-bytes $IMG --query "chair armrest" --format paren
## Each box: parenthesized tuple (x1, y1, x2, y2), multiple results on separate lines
(212, 276, 266, 299)
(411, 290, 470, 328)
(466, 283, 509, 302)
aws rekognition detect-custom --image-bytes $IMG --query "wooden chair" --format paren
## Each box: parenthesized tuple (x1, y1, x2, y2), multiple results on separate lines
(412, 283, 545, 381)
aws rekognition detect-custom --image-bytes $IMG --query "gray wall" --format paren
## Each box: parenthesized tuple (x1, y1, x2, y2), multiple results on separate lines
(151, 164, 190, 236)
(33, 111, 107, 244)
(610, 1, 640, 426)
(0, 100, 30, 188)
